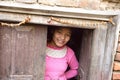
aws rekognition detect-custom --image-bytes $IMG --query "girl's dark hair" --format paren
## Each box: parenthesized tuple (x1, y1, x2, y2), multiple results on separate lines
(47, 26, 73, 43)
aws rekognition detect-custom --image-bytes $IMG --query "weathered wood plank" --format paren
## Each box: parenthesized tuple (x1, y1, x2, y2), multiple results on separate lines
(0, 11, 109, 29)
(32, 25, 47, 80)
(79, 29, 93, 80)
(10, 75, 33, 80)
(0, 26, 12, 80)
(10, 25, 47, 80)
(89, 25, 108, 80)
(13, 28, 33, 75)
(0, 24, 47, 80)
(102, 15, 120, 80)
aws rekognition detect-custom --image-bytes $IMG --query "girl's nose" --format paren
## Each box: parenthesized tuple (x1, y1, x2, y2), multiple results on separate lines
(61, 35, 65, 40)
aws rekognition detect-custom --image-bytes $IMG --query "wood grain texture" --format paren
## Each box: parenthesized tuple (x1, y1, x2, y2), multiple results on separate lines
(10, 75, 33, 80)
(102, 15, 120, 80)
(0, 26, 12, 80)
(79, 29, 93, 80)
(0, 25, 47, 80)
(89, 26, 108, 80)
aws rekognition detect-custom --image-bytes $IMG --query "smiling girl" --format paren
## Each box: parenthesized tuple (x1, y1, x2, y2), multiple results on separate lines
(45, 27, 79, 80)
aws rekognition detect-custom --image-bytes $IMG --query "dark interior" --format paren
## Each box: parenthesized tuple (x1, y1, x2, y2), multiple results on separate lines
(47, 26, 93, 80)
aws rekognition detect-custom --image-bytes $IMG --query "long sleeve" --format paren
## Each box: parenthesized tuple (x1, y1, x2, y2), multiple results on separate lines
(65, 47, 79, 79)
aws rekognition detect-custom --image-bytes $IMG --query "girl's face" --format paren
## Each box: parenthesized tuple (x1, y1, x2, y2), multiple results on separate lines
(51, 27, 71, 48)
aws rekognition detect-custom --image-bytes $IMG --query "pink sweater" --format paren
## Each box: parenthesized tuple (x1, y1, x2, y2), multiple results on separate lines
(45, 46, 79, 80)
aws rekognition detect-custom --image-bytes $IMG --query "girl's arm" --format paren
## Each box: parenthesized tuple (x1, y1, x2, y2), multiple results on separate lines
(65, 48, 79, 79)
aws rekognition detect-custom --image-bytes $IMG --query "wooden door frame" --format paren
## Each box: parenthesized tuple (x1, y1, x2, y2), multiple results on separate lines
(0, 1, 120, 80)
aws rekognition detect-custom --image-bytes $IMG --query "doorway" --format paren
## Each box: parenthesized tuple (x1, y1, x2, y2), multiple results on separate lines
(47, 26, 94, 80)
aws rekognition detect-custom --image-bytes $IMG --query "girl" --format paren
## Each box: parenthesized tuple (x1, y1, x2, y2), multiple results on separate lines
(45, 27, 79, 80)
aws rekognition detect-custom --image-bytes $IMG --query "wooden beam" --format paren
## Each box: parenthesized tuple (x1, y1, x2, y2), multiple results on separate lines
(0, 11, 109, 29)
(0, 1, 119, 22)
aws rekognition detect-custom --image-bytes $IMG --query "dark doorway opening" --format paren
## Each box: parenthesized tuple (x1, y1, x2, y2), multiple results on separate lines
(47, 26, 94, 80)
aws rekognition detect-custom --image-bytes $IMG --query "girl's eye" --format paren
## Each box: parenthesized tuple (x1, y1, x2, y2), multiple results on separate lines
(66, 34, 71, 37)
(57, 30, 62, 34)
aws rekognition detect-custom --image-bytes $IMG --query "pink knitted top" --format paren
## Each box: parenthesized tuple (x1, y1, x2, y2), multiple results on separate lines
(45, 45, 79, 80)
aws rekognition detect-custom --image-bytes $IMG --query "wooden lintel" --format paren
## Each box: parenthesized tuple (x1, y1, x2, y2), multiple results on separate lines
(0, 1, 119, 20)
(0, 11, 109, 29)
(0, 1, 119, 27)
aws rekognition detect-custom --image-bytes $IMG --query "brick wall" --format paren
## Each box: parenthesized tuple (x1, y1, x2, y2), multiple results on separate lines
(113, 32, 120, 80)
(3, 0, 119, 10)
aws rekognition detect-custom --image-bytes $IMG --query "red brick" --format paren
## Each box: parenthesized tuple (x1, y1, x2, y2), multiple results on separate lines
(78, 0, 88, 8)
(112, 72, 120, 80)
(38, 0, 100, 9)
(113, 61, 120, 71)
(115, 53, 120, 61)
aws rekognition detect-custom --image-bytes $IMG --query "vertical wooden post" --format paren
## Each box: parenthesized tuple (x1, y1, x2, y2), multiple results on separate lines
(89, 25, 108, 80)
(79, 29, 93, 80)
(102, 15, 120, 80)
